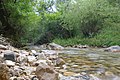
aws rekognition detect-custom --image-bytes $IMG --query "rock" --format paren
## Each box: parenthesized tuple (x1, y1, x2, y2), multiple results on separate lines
(31, 50, 46, 60)
(12, 66, 24, 77)
(0, 44, 7, 50)
(48, 55, 58, 60)
(31, 50, 39, 56)
(19, 50, 29, 55)
(0, 63, 10, 80)
(71, 64, 79, 68)
(37, 53, 47, 60)
(73, 44, 89, 48)
(5, 60, 15, 66)
(89, 74, 100, 80)
(8, 46, 19, 53)
(48, 43, 64, 50)
(3, 50, 16, 62)
(62, 64, 68, 69)
(10, 76, 17, 80)
(0, 56, 4, 63)
(17, 77, 25, 80)
(31, 76, 39, 80)
(41, 50, 59, 60)
(105, 71, 114, 76)
(35, 62, 59, 80)
(105, 45, 120, 52)
(63, 72, 76, 76)
(31, 50, 37, 54)
(42, 50, 58, 55)
(17, 54, 27, 64)
(0, 51, 4, 58)
(22, 66, 36, 75)
(33, 60, 48, 66)
(59, 69, 67, 73)
(55, 58, 65, 67)
(27, 56, 37, 63)
(26, 44, 47, 50)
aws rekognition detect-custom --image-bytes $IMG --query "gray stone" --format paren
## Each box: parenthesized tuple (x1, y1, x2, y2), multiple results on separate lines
(3, 50, 16, 62)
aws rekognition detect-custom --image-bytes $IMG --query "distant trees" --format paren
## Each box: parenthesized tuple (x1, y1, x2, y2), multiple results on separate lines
(0, 0, 120, 46)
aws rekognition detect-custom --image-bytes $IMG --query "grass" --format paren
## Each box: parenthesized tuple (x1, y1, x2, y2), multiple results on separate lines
(53, 23, 120, 47)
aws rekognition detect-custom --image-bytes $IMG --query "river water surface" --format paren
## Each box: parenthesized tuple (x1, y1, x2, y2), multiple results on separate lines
(58, 47, 120, 80)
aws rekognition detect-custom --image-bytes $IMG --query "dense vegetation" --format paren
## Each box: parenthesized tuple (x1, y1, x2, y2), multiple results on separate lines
(0, 0, 120, 47)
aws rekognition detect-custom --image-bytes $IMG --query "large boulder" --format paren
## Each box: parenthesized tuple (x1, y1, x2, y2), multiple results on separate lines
(0, 63, 10, 80)
(35, 62, 59, 80)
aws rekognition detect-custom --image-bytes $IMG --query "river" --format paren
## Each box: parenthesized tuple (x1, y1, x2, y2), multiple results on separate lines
(58, 47, 120, 80)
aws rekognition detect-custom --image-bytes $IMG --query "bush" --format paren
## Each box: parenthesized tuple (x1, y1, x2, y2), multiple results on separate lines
(54, 0, 120, 47)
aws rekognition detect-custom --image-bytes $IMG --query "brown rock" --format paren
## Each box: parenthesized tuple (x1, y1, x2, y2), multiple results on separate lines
(63, 72, 76, 76)
(0, 63, 10, 80)
(56, 58, 65, 67)
(35, 62, 59, 80)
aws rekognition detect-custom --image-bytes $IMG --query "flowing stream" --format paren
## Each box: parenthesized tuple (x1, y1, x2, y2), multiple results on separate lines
(58, 47, 120, 80)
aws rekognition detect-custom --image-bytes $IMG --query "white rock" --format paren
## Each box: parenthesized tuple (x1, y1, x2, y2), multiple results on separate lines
(31, 50, 37, 54)
(27, 56, 37, 63)
(62, 65, 67, 69)
(17, 54, 27, 63)
(33, 60, 48, 65)
(5, 60, 15, 66)
(19, 50, 29, 55)
(10, 77, 17, 80)
(71, 65, 79, 68)
(0, 44, 7, 50)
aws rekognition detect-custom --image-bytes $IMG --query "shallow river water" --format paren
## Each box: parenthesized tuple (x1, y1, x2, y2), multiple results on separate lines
(58, 48, 120, 80)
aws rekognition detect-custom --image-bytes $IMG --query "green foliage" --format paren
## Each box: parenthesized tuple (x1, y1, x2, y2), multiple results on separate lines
(1, 0, 120, 47)
(54, 0, 120, 47)
(61, 0, 109, 37)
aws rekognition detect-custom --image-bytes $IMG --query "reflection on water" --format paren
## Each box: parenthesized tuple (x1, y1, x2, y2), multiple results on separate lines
(59, 48, 120, 80)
